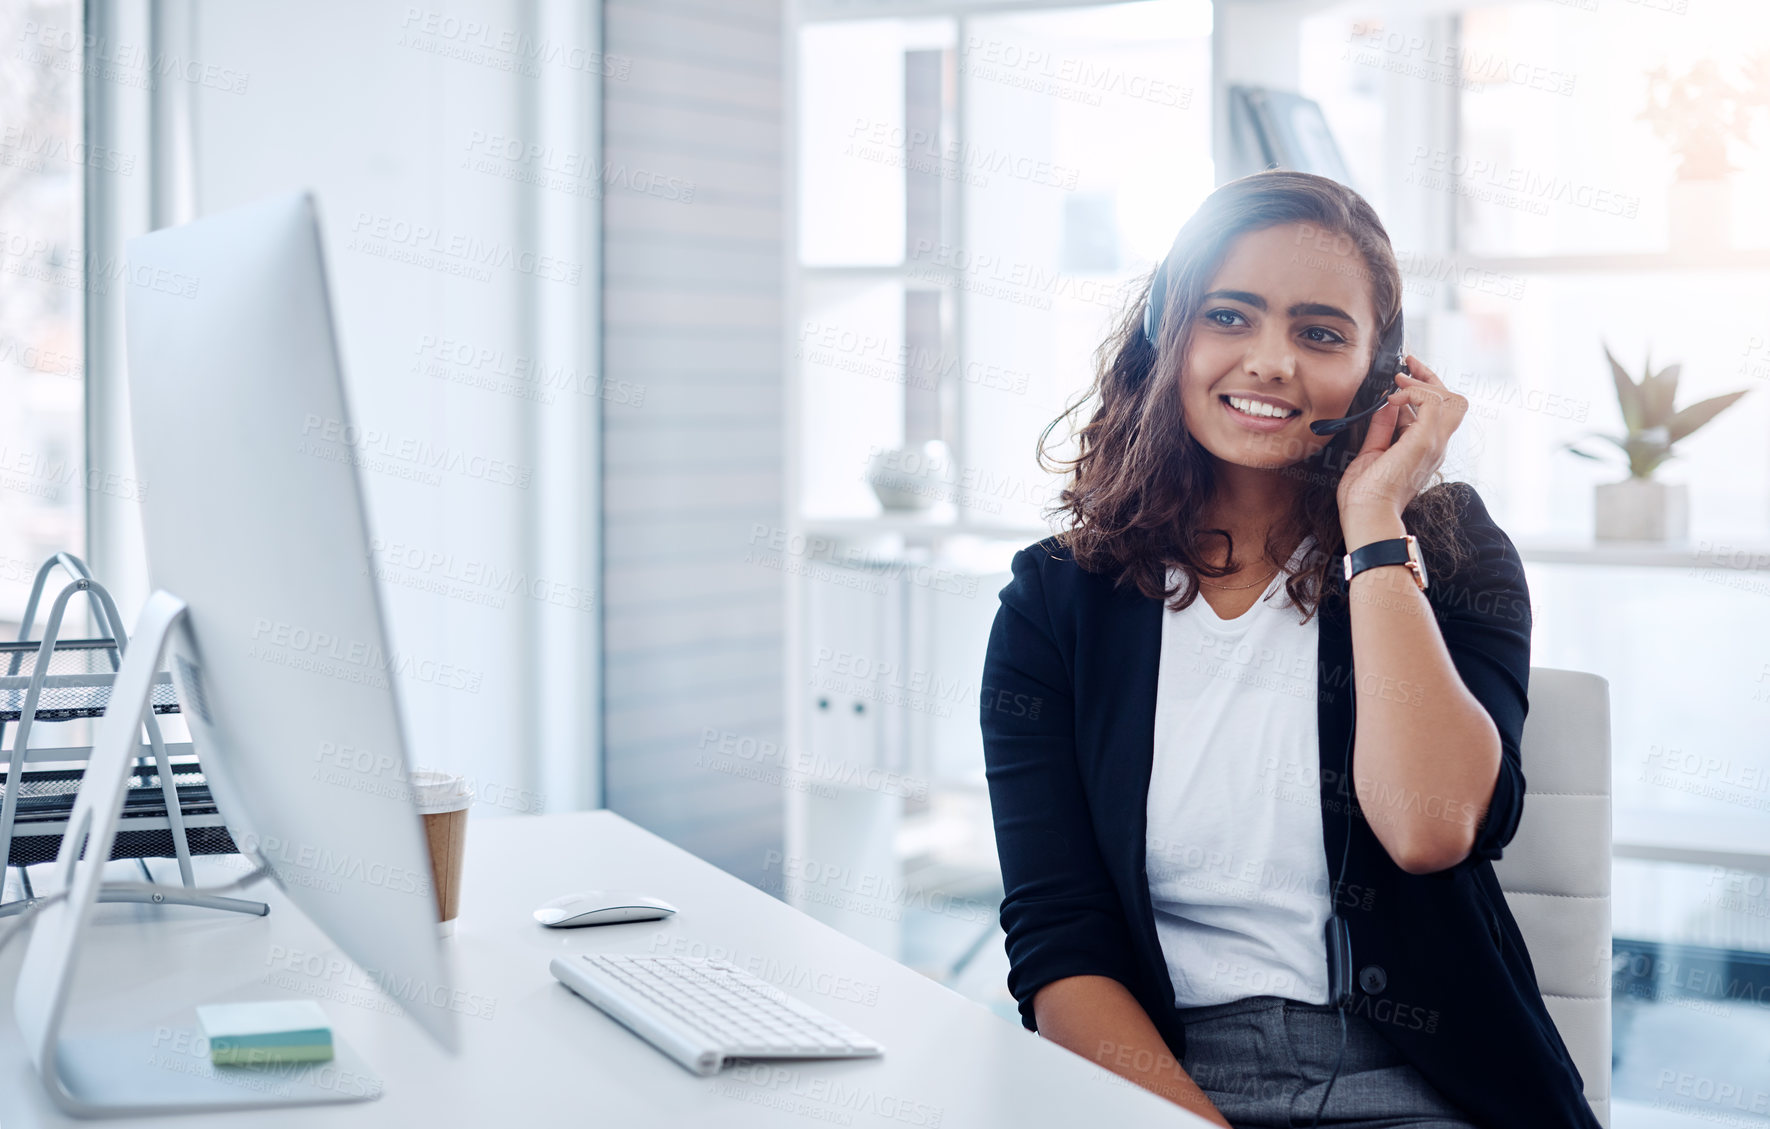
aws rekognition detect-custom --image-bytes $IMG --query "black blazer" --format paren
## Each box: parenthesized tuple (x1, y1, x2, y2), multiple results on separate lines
(979, 482, 1601, 1129)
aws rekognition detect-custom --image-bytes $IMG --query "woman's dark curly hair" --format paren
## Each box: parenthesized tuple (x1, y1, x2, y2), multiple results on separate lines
(1038, 169, 1472, 622)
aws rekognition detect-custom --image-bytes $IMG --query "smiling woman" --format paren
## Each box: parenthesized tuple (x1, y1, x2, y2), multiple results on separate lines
(1038, 170, 1472, 616)
(985, 169, 1604, 1129)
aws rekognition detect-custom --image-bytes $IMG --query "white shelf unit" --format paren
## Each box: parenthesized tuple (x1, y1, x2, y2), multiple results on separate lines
(801, 515, 1770, 569)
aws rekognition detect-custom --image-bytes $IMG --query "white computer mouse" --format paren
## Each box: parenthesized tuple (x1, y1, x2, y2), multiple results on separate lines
(533, 891, 679, 928)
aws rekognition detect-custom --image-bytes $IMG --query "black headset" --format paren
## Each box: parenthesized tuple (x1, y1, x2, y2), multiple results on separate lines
(1143, 249, 1406, 1127)
(1310, 690, 1358, 1127)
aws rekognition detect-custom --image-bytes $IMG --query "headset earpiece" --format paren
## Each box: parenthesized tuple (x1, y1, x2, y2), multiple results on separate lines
(1143, 254, 1169, 349)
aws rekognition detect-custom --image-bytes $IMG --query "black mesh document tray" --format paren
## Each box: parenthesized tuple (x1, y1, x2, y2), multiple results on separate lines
(1, 760, 237, 869)
(0, 638, 181, 723)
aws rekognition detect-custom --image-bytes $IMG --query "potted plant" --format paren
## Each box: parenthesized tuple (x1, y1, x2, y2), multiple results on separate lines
(1561, 343, 1751, 542)
(1639, 53, 1770, 251)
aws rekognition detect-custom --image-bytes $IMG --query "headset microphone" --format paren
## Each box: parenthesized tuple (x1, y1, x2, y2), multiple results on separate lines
(1143, 248, 1398, 1128)
(1309, 309, 1408, 437)
(1308, 318, 1404, 1129)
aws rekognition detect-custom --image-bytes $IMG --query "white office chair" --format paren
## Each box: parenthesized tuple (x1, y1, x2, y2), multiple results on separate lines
(1492, 667, 1612, 1128)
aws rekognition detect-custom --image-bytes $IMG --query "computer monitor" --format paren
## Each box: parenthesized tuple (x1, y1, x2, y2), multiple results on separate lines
(14, 191, 457, 1115)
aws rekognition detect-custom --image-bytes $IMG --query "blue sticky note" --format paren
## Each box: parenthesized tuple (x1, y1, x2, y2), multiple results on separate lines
(197, 1000, 333, 1065)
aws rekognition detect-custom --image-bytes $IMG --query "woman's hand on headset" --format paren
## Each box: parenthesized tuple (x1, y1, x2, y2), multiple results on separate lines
(1336, 352, 1469, 520)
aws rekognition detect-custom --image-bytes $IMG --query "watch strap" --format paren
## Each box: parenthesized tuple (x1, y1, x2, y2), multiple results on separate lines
(1343, 534, 1428, 590)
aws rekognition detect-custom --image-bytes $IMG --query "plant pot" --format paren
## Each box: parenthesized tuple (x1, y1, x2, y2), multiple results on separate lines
(866, 440, 954, 511)
(1594, 478, 1688, 542)
(1667, 177, 1731, 253)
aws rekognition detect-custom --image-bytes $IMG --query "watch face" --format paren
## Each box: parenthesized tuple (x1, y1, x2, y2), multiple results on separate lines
(1406, 535, 1429, 589)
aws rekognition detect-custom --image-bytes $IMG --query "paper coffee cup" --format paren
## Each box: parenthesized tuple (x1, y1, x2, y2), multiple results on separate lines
(410, 771, 472, 937)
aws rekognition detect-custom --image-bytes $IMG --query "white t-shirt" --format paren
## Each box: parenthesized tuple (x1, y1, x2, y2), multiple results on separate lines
(1145, 535, 1333, 1008)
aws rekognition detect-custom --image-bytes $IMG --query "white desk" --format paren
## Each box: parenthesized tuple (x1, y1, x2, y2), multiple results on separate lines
(1, 811, 1206, 1126)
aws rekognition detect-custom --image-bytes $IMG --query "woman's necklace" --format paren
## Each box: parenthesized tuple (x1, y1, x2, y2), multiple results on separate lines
(1198, 566, 1281, 590)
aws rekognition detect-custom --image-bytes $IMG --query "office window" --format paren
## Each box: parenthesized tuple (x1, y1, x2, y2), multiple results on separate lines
(0, 0, 85, 629)
(1459, 5, 1770, 258)
(791, 0, 1213, 1009)
(797, 4, 1212, 528)
(958, 4, 1213, 532)
(1297, 6, 1386, 214)
(1420, 2, 1770, 1118)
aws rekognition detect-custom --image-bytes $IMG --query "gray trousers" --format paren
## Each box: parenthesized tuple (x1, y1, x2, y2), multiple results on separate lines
(1172, 995, 1481, 1128)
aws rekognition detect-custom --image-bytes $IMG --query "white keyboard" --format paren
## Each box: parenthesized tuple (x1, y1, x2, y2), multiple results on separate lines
(549, 954, 885, 1076)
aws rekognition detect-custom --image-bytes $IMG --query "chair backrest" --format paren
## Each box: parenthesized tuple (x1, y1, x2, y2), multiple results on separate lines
(1492, 667, 1612, 1128)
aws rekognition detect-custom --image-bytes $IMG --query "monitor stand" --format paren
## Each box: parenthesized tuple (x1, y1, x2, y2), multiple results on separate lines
(11, 591, 382, 1116)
